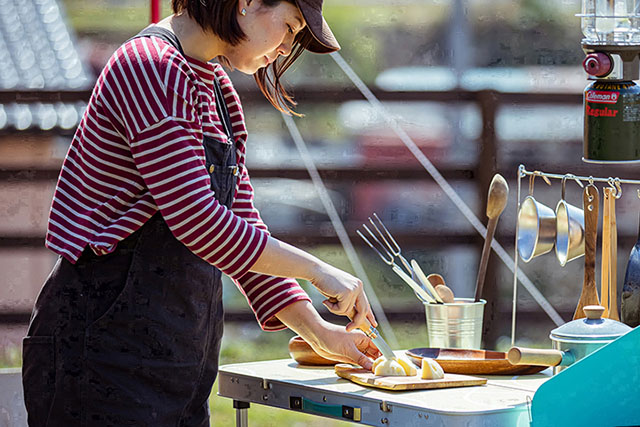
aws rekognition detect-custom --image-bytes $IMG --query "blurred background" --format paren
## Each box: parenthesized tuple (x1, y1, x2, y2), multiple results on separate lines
(2, 0, 640, 424)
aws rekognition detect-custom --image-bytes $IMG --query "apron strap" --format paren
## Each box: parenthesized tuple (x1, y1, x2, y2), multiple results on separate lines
(129, 26, 235, 143)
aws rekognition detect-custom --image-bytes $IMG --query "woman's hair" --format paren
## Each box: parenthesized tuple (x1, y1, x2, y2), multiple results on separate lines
(171, 0, 312, 115)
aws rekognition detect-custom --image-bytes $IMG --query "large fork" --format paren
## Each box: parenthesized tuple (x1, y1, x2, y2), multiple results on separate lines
(357, 214, 438, 304)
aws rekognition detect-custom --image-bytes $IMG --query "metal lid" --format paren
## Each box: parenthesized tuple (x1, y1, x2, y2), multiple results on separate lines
(551, 306, 632, 341)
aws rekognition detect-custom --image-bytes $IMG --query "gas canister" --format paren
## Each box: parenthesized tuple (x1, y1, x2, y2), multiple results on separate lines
(583, 80, 640, 163)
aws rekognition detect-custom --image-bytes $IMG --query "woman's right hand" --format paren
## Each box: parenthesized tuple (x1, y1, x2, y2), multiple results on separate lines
(249, 237, 377, 331)
(308, 263, 377, 332)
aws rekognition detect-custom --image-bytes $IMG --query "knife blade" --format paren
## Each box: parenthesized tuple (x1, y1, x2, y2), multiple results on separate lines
(328, 297, 395, 360)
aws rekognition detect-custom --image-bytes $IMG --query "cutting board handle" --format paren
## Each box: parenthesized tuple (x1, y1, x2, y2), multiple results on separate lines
(507, 347, 563, 367)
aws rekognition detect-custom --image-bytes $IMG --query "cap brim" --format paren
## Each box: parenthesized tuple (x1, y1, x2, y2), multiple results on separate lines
(294, 0, 340, 53)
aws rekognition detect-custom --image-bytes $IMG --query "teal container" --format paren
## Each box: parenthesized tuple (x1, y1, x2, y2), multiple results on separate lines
(583, 80, 640, 163)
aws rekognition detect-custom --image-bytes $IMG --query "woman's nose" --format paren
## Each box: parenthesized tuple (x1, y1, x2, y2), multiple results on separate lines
(278, 40, 293, 57)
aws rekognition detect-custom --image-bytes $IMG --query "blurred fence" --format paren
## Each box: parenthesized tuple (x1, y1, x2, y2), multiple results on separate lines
(2, 86, 640, 348)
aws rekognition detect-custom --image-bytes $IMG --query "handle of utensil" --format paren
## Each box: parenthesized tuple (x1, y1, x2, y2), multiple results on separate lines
(392, 265, 437, 303)
(601, 188, 611, 318)
(507, 347, 564, 367)
(474, 217, 498, 302)
(410, 259, 444, 303)
(327, 297, 394, 358)
(609, 192, 620, 321)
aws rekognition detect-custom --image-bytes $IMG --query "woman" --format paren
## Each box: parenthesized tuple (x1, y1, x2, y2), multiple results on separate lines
(22, 0, 381, 425)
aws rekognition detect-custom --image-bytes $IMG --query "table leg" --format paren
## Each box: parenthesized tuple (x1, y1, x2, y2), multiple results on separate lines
(233, 400, 250, 427)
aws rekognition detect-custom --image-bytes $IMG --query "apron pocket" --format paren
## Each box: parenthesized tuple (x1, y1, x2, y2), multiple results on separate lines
(22, 335, 56, 426)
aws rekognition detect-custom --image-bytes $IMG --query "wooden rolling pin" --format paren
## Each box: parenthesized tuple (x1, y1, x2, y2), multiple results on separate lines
(507, 346, 563, 367)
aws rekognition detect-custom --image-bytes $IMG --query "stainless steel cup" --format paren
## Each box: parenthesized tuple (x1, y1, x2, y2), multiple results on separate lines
(555, 175, 585, 266)
(517, 195, 557, 262)
(424, 298, 486, 349)
(555, 201, 585, 266)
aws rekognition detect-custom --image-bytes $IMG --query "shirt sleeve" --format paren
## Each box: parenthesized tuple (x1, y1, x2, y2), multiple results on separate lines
(98, 37, 268, 279)
(230, 165, 311, 331)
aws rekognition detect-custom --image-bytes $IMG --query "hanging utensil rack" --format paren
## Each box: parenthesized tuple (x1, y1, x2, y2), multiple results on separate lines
(512, 165, 640, 345)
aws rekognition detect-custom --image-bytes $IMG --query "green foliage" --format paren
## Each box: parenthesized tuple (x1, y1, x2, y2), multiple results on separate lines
(0, 344, 21, 368)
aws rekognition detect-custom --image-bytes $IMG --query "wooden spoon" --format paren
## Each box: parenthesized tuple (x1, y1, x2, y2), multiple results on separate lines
(435, 284, 455, 303)
(411, 260, 444, 303)
(609, 189, 620, 321)
(601, 187, 611, 318)
(474, 174, 509, 302)
(573, 184, 601, 319)
(426, 273, 455, 303)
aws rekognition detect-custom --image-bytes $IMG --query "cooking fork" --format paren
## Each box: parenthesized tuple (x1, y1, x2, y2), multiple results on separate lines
(357, 218, 438, 304)
(365, 214, 442, 302)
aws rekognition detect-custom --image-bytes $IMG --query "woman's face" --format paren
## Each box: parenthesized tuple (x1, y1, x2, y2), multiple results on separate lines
(224, 0, 306, 74)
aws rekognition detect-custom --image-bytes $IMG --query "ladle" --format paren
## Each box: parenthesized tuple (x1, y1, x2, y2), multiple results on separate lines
(474, 174, 509, 302)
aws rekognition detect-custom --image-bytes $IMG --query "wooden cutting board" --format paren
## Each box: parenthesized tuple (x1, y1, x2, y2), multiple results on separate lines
(334, 364, 487, 391)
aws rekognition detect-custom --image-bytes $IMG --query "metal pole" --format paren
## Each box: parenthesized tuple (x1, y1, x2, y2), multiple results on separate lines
(330, 52, 565, 328)
(150, 0, 161, 24)
(233, 400, 250, 427)
(281, 113, 399, 347)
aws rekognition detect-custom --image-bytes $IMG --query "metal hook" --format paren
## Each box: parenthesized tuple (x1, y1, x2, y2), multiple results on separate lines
(560, 173, 583, 200)
(606, 177, 623, 200)
(528, 174, 535, 196)
(528, 171, 551, 196)
(614, 177, 622, 199)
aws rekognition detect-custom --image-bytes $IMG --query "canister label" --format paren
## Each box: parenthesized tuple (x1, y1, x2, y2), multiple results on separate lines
(586, 91, 619, 104)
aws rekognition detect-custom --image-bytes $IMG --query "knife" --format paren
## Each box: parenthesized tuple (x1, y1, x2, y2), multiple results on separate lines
(359, 320, 396, 360)
(328, 297, 396, 360)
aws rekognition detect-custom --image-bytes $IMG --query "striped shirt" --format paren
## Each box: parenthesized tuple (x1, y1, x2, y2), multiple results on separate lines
(46, 35, 310, 330)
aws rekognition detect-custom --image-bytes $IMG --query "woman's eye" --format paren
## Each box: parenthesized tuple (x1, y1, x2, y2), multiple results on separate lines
(287, 25, 294, 34)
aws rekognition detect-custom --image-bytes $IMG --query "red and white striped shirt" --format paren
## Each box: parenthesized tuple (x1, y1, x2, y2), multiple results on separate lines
(46, 35, 310, 330)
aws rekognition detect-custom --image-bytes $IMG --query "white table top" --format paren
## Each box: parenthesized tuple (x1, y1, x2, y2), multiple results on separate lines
(218, 356, 551, 418)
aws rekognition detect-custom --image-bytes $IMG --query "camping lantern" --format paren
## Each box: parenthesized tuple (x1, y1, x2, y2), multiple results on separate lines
(581, 0, 640, 163)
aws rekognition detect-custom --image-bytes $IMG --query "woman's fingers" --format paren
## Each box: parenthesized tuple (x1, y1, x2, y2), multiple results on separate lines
(346, 294, 368, 331)
(366, 308, 378, 328)
(312, 329, 379, 371)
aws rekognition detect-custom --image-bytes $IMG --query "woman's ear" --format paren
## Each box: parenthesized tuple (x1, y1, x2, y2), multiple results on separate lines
(239, 0, 252, 15)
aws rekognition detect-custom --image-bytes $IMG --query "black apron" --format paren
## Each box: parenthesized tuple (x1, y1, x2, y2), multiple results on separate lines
(22, 27, 238, 427)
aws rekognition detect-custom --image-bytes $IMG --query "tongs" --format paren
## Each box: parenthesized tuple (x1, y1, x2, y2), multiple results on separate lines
(357, 213, 444, 304)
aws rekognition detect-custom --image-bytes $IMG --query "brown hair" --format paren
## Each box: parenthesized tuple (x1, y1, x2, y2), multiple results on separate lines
(171, 0, 312, 115)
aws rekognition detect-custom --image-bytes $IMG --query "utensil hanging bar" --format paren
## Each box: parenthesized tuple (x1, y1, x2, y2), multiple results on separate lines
(519, 165, 640, 186)
(512, 163, 640, 346)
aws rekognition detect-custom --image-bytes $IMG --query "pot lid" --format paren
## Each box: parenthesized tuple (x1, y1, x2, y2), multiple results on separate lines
(551, 305, 632, 341)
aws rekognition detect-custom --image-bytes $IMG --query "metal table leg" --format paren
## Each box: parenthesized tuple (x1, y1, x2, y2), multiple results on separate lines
(233, 400, 250, 427)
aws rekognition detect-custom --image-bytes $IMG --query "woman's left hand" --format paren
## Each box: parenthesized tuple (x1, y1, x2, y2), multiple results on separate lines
(309, 263, 377, 332)
(309, 323, 382, 371)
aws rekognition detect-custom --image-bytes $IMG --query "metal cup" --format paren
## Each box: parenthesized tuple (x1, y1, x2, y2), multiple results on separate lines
(518, 196, 557, 262)
(555, 176, 585, 266)
(517, 174, 556, 263)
